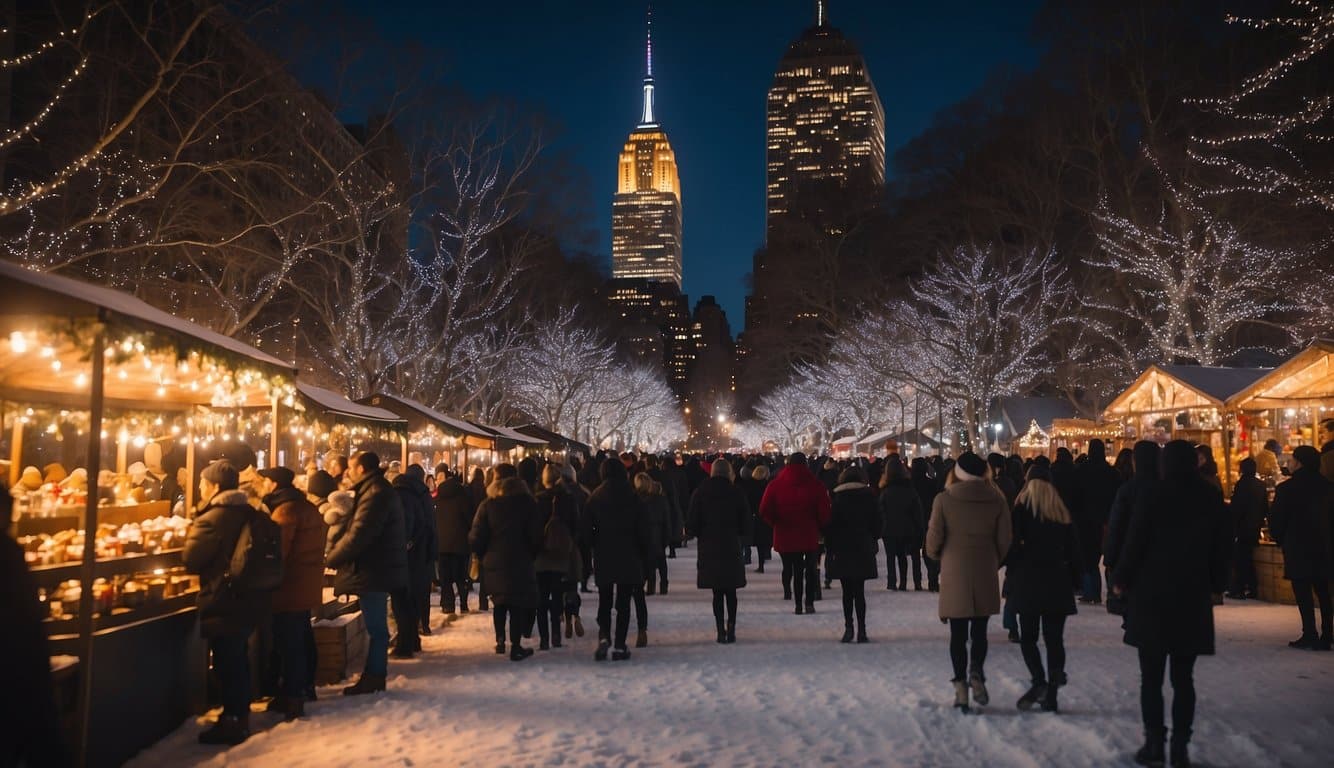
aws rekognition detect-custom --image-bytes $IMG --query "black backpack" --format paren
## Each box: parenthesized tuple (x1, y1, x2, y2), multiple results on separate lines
(227, 506, 285, 592)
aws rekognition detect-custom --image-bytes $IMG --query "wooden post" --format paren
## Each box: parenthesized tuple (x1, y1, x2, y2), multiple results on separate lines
(400, 434, 408, 469)
(1222, 411, 1234, 500)
(8, 416, 22, 487)
(269, 398, 279, 468)
(185, 418, 196, 515)
(76, 318, 106, 768)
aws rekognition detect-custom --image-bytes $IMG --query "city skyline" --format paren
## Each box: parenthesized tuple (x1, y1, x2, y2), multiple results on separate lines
(364, 0, 1043, 325)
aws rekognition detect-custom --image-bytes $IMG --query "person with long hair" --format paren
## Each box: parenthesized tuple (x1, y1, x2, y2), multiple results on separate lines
(878, 456, 925, 591)
(1007, 463, 1080, 712)
(910, 457, 942, 592)
(469, 464, 543, 662)
(1112, 440, 1230, 767)
(534, 465, 578, 651)
(740, 463, 774, 572)
(828, 467, 879, 643)
(687, 460, 749, 644)
(925, 452, 1012, 712)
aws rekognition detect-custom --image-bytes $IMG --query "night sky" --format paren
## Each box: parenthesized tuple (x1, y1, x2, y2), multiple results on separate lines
(363, 1, 1043, 327)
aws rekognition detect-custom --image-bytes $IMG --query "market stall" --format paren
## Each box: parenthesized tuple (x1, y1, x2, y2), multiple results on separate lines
(1102, 364, 1271, 491)
(512, 424, 592, 460)
(0, 261, 296, 766)
(1225, 340, 1334, 604)
(356, 393, 495, 475)
(289, 383, 406, 470)
(1049, 418, 1123, 456)
(468, 420, 548, 464)
(856, 428, 942, 457)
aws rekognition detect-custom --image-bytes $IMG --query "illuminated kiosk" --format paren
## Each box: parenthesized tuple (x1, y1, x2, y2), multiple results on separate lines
(0, 260, 296, 766)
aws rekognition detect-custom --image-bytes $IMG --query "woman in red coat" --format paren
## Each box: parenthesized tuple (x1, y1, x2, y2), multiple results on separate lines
(759, 453, 832, 614)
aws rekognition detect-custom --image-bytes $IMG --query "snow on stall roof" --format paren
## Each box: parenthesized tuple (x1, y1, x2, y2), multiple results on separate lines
(0, 260, 293, 372)
(473, 421, 547, 447)
(513, 424, 591, 454)
(357, 393, 493, 439)
(297, 384, 405, 424)
(1159, 364, 1273, 403)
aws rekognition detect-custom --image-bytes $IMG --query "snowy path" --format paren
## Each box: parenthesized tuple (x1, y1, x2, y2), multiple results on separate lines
(131, 547, 1334, 767)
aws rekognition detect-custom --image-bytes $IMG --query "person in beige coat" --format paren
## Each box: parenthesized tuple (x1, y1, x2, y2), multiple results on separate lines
(925, 452, 1013, 712)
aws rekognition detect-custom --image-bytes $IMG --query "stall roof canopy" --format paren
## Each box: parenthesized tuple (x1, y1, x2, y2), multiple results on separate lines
(0, 262, 294, 408)
(469, 420, 547, 450)
(0, 261, 292, 372)
(1227, 340, 1334, 409)
(1105, 364, 1273, 417)
(297, 384, 406, 426)
(860, 428, 943, 452)
(356, 394, 493, 443)
(831, 436, 858, 447)
(513, 424, 590, 455)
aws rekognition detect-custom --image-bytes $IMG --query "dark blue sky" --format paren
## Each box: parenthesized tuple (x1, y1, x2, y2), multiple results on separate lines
(363, 1, 1043, 326)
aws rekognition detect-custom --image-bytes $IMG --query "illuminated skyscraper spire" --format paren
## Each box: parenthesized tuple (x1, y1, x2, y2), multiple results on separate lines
(816, 0, 827, 27)
(640, 5, 656, 126)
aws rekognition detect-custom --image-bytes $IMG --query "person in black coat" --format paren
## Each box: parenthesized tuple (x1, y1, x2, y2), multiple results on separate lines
(1071, 439, 1122, 605)
(470, 473, 543, 661)
(1268, 445, 1334, 650)
(1226, 458, 1269, 600)
(879, 457, 925, 591)
(827, 467, 879, 643)
(1050, 447, 1077, 512)
(646, 454, 685, 559)
(394, 465, 437, 648)
(583, 458, 651, 661)
(182, 461, 270, 745)
(910, 457, 941, 591)
(433, 467, 476, 614)
(326, 452, 408, 696)
(1104, 441, 1161, 617)
(1, 489, 70, 768)
(740, 464, 774, 572)
(638, 474, 672, 597)
(687, 461, 749, 644)
(534, 465, 578, 650)
(1006, 463, 1080, 713)
(1111, 440, 1230, 767)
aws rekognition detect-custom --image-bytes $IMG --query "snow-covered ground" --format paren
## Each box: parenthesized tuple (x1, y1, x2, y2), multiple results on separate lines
(131, 547, 1333, 767)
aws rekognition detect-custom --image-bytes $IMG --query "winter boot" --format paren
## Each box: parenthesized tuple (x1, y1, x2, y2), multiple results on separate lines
(539, 638, 550, 651)
(1316, 632, 1333, 651)
(1134, 728, 1167, 767)
(1169, 728, 1192, 767)
(841, 622, 854, 644)
(198, 714, 249, 746)
(342, 674, 387, 696)
(717, 618, 728, 644)
(969, 672, 989, 707)
(784, 587, 793, 601)
(1016, 681, 1048, 712)
(757, 561, 765, 574)
(494, 641, 506, 655)
(594, 639, 610, 661)
(636, 628, 649, 648)
(611, 647, 632, 661)
(510, 645, 534, 662)
(804, 601, 816, 614)
(1040, 682, 1059, 713)
(573, 616, 586, 637)
(952, 680, 970, 712)
(795, 603, 804, 615)
(856, 626, 869, 644)
(725, 621, 736, 644)
(1289, 633, 1319, 649)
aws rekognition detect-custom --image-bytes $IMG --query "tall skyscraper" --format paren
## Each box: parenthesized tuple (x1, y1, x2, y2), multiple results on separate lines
(611, 13, 683, 288)
(764, 0, 885, 237)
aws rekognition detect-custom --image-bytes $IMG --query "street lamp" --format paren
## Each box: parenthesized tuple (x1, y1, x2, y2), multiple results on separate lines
(993, 422, 1004, 451)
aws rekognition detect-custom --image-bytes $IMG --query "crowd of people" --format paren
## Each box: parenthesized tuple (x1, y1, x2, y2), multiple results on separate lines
(5, 417, 1333, 767)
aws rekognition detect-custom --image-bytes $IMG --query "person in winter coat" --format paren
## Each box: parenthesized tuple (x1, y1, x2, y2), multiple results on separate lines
(256, 467, 326, 720)
(759, 453, 832, 614)
(1268, 445, 1334, 650)
(183, 461, 269, 744)
(687, 461, 749, 644)
(1320, 419, 1334, 482)
(0, 488, 70, 768)
(1226, 458, 1269, 600)
(534, 465, 578, 650)
(911, 457, 941, 591)
(470, 471, 544, 661)
(924, 452, 1013, 712)
(739, 464, 773, 572)
(639, 475, 672, 597)
(557, 462, 590, 638)
(1111, 440, 1230, 768)
(827, 467, 879, 643)
(1006, 463, 1080, 713)
(1071, 439, 1122, 604)
(1104, 442, 1162, 577)
(1050, 448, 1078, 514)
(879, 457, 925, 591)
(583, 458, 652, 661)
(326, 452, 408, 696)
(433, 466, 476, 614)
(646, 454, 685, 559)
(394, 465, 437, 650)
